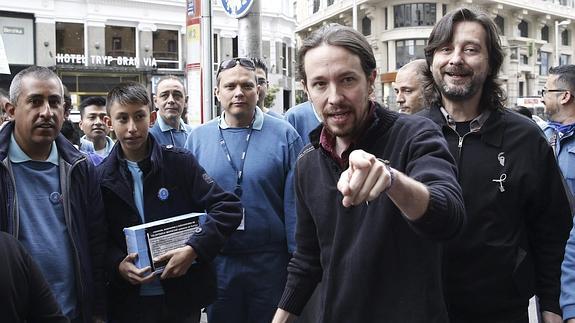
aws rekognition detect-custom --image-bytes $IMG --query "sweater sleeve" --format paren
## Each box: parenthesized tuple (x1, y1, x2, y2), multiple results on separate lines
(278, 159, 323, 315)
(284, 134, 304, 254)
(530, 140, 573, 315)
(401, 128, 465, 241)
(562, 217, 575, 319)
(184, 152, 243, 262)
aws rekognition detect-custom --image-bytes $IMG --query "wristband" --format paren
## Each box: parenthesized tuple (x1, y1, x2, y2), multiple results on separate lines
(377, 158, 395, 193)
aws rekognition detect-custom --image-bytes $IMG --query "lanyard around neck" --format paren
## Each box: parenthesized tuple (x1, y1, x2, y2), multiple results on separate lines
(218, 121, 255, 197)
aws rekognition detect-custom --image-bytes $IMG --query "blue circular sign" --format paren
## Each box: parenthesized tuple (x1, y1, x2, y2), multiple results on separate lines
(220, 0, 255, 19)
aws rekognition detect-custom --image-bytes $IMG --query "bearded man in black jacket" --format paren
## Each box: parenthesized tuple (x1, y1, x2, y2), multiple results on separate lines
(420, 7, 572, 323)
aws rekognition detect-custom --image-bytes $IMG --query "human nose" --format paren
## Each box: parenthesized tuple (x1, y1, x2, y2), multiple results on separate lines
(127, 118, 137, 133)
(396, 92, 405, 104)
(39, 101, 54, 119)
(233, 85, 245, 98)
(327, 84, 343, 106)
(448, 48, 464, 65)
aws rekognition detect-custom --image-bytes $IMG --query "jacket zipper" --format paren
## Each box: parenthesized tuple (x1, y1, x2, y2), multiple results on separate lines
(0, 161, 18, 237)
(63, 156, 87, 317)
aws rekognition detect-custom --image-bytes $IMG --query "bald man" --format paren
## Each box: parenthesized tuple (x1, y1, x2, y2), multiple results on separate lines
(393, 59, 429, 114)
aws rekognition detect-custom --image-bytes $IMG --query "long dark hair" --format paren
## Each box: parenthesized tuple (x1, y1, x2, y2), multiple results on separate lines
(424, 7, 506, 110)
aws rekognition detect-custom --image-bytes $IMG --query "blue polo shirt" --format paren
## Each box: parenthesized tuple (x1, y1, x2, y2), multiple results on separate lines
(8, 134, 78, 318)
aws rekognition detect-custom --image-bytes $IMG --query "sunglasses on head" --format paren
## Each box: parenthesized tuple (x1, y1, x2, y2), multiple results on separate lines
(216, 58, 255, 78)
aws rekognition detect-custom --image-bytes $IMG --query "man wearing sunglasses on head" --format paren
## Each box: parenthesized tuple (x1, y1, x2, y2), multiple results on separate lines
(185, 57, 304, 323)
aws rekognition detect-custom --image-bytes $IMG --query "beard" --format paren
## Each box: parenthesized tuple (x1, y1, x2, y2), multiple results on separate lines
(434, 66, 486, 102)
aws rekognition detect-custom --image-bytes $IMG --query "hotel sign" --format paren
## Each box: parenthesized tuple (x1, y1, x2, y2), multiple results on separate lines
(56, 53, 158, 67)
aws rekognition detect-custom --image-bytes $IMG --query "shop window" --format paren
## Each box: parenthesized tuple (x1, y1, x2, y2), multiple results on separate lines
(541, 25, 549, 41)
(153, 29, 179, 69)
(518, 20, 528, 38)
(394, 3, 436, 28)
(495, 15, 505, 35)
(105, 25, 136, 64)
(395, 39, 427, 69)
(56, 22, 84, 55)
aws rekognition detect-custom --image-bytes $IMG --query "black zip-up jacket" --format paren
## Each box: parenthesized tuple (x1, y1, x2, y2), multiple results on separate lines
(0, 232, 69, 323)
(279, 104, 465, 322)
(0, 121, 107, 322)
(98, 136, 242, 320)
(420, 106, 573, 320)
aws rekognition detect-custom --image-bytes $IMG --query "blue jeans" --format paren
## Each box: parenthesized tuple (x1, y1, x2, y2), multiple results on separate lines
(207, 252, 289, 323)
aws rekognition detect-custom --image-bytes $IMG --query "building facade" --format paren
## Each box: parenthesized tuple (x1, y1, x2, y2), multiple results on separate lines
(1, 0, 186, 109)
(294, 0, 575, 112)
(212, 0, 297, 113)
(0, 0, 296, 116)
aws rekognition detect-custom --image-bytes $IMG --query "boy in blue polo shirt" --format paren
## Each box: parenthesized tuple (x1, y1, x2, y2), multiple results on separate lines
(98, 82, 242, 323)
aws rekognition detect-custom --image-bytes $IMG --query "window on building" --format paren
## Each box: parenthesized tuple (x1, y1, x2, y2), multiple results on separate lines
(520, 54, 528, 65)
(518, 20, 528, 38)
(562, 29, 570, 45)
(561, 54, 571, 65)
(232, 36, 238, 57)
(541, 25, 549, 41)
(394, 3, 436, 28)
(395, 39, 427, 69)
(494, 15, 504, 35)
(282, 43, 288, 75)
(362, 16, 372, 36)
(153, 29, 179, 69)
(519, 81, 524, 97)
(539, 51, 549, 76)
(327, 0, 334, 6)
(384, 7, 388, 30)
(313, 0, 320, 13)
(56, 22, 84, 55)
(213, 34, 219, 72)
(105, 25, 135, 61)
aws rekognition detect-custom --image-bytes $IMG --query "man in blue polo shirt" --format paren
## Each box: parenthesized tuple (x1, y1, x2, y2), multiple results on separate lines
(150, 76, 193, 147)
(0, 66, 106, 323)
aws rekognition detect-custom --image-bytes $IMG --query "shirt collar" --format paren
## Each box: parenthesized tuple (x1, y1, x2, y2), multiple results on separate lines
(9, 133, 59, 165)
(219, 106, 263, 130)
(440, 106, 491, 133)
(157, 115, 188, 132)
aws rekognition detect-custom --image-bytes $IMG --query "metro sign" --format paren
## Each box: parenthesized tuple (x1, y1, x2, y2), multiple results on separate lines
(220, 0, 254, 19)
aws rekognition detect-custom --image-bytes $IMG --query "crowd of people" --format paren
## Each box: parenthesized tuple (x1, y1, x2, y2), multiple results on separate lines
(1, 5, 575, 323)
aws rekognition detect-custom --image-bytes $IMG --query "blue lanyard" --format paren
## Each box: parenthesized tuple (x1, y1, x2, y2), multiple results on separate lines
(218, 123, 254, 197)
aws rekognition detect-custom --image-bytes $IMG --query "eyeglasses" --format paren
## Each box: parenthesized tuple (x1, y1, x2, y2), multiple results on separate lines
(541, 88, 569, 97)
(216, 58, 255, 79)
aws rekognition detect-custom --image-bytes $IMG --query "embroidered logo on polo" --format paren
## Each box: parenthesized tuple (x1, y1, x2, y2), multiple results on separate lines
(49, 192, 62, 205)
(492, 152, 507, 193)
(158, 188, 169, 201)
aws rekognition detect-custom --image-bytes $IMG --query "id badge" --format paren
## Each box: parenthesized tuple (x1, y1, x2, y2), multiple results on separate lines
(237, 207, 245, 230)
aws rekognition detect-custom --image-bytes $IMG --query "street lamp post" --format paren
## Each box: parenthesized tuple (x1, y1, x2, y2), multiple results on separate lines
(555, 19, 570, 66)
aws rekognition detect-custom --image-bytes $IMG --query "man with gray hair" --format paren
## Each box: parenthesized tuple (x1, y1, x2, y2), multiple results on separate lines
(272, 23, 465, 323)
(394, 59, 430, 114)
(0, 66, 106, 322)
(150, 75, 193, 148)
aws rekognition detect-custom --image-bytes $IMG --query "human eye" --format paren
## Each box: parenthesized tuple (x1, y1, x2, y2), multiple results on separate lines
(439, 46, 452, 53)
(342, 76, 356, 86)
(243, 83, 255, 90)
(312, 81, 327, 89)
